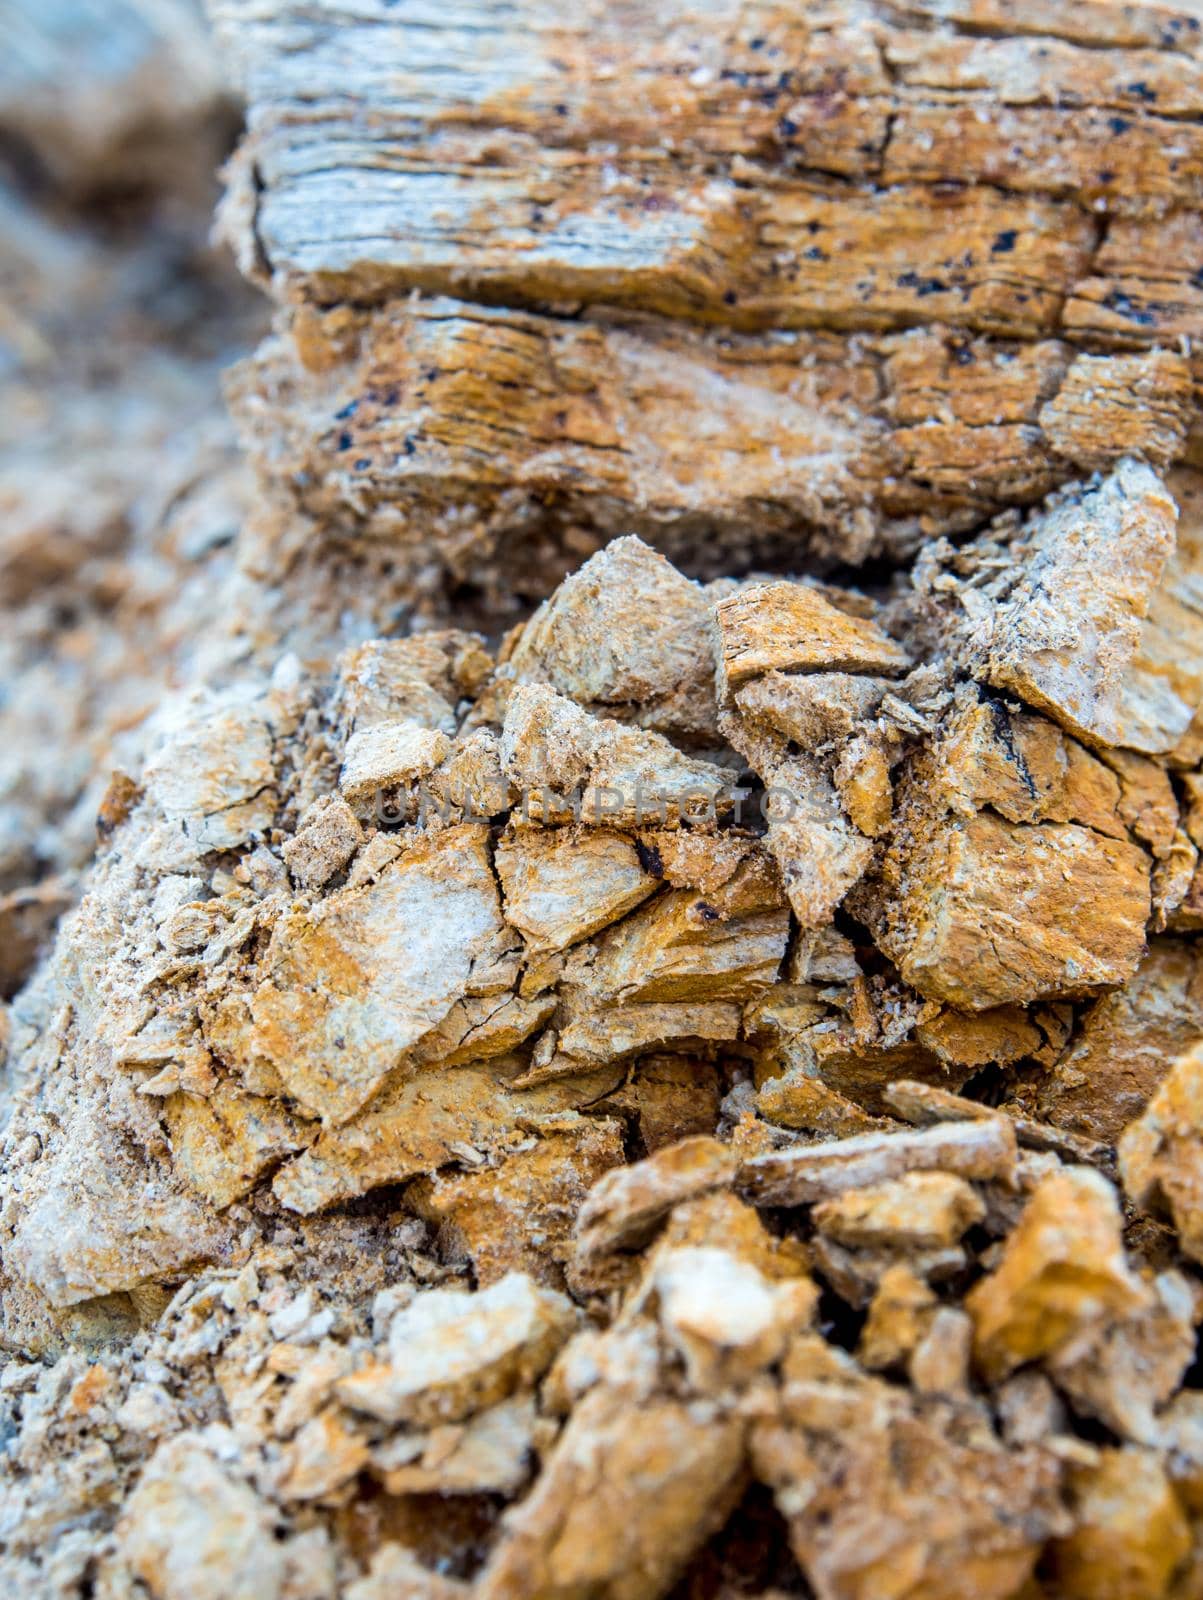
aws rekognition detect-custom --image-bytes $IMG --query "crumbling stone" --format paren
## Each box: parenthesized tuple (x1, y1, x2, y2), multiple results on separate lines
(13, 2, 1203, 1595)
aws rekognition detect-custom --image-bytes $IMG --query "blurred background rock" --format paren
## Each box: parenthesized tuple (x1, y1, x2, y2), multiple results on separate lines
(0, 0, 266, 996)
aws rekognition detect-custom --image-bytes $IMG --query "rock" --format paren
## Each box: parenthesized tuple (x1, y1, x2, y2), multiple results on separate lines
(980, 459, 1177, 750)
(281, 796, 364, 890)
(166, 1082, 313, 1209)
(1039, 941, 1203, 1144)
(17, 2, 1203, 1589)
(574, 1137, 738, 1262)
(277, 1407, 369, 1502)
(476, 1385, 747, 1600)
(410, 1117, 625, 1287)
(966, 1167, 1150, 1381)
(1119, 1040, 1203, 1263)
(339, 722, 452, 811)
(713, 581, 910, 703)
(812, 1172, 985, 1252)
(371, 1395, 541, 1497)
(336, 1273, 575, 1427)
(872, 807, 1151, 1011)
(1052, 1271, 1196, 1445)
(252, 824, 506, 1122)
(755, 1368, 1067, 1600)
(143, 697, 276, 852)
(501, 684, 731, 829)
(1047, 1447, 1192, 1600)
(739, 1119, 1017, 1208)
(504, 536, 718, 738)
(118, 1434, 284, 1600)
(495, 827, 658, 954)
(651, 1245, 816, 1394)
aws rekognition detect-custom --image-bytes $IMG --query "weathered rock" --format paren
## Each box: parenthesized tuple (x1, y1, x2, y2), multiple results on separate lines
(1047, 1447, 1192, 1600)
(979, 460, 1178, 750)
(1119, 1040, 1203, 1263)
(1052, 1270, 1197, 1445)
(812, 1171, 985, 1253)
(476, 1384, 747, 1600)
(1039, 940, 1203, 1144)
(574, 1137, 737, 1262)
(713, 581, 909, 704)
(739, 1119, 1017, 1208)
(337, 1272, 575, 1427)
(252, 824, 506, 1123)
(118, 1434, 285, 1600)
(17, 4, 1203, 1593)
(870, 806, 1151, 1011)
(495, 827, 657, 955)
(967, 1167, 1150, 1381)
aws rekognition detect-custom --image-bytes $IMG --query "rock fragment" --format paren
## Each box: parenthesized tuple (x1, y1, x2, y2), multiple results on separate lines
(812, 1171, 985, 1252)
(143, 696, 276, 851)
(979, 459, 1178, 749)
(1047, 1447, 1192, 1600)
(1119, 1040, 1203, 1263)
(713, 581, 909, 703)
(336, 1273, 575, 1427)
(495, 827, 657, 954)
(118, 1434, 285, 1600)
(966, 1166, 1150, 1381)
(339, 722, 452, 811)
(739, 1119, 1016, 1207)
(281, 795, 364, 890)
(504, 536, 718, 738)
(574, 1137, 737, 1262)
(251, 824, 506, 1122)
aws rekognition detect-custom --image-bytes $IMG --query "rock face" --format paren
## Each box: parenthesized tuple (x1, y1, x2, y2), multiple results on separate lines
(10, 2, 1203, 1599)
(211, 0, 1203, 583)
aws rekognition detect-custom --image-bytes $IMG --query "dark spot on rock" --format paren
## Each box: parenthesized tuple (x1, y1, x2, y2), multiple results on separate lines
(991, 230, 1017, 255)
(898, 271, 948, 297)
(1103, 289, 1155, 327)
(635, 839, 665, 878)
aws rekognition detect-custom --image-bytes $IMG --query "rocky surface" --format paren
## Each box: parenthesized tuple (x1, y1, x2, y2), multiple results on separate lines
(9, 3, 1203, 1599)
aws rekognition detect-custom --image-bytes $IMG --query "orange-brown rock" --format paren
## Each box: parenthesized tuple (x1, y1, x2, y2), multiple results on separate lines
(16, 4, 1203, 1594)
(1119, 1040, 1203, 1263)
(966, 1167, 1150, 1381)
